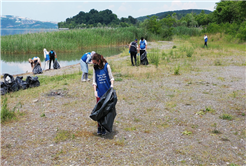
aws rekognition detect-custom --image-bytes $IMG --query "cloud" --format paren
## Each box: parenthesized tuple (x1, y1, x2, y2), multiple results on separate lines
(118, 2, 128, 12)
(108, 5, 115, 9)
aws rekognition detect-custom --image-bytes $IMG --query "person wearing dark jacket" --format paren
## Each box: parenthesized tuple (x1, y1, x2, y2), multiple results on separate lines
(49, 50, 57, 69)
(92, 53, 114, 136)
(129, 39, 138, 66)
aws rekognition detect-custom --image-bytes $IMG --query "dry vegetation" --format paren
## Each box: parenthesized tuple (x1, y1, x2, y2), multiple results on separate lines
(1, 34, 246, 165)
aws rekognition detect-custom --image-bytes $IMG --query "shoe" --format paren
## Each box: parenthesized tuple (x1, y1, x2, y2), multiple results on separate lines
(87, 79, 90, 81)
(101, 128, 106, 136)
(81, 79, 86, 82)
(97, 127, 102, 135)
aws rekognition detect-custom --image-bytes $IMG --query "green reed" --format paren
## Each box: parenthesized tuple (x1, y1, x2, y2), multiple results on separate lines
(1, 27, 161, 54)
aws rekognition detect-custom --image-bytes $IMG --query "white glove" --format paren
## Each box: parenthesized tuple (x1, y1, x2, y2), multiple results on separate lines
(110, 85, 113, 88)
(94, 91, 98, 98)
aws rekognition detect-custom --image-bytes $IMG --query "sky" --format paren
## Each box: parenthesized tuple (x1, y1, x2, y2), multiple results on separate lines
(1, 0, 220, 23)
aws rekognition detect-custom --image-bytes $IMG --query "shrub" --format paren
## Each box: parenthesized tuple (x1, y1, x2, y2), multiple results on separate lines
(149, 50, 160, 68)
(161, 52, 167, 60)
(1, 97, 16, 122)
(186, 48, 194, 57)
(174, 65, 180, 75)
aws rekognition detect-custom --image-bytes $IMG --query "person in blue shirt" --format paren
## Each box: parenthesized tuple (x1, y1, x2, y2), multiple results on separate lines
(204, 34, 208, 48)
(80, 51, 96, 82)
(92, 53, 114, 135)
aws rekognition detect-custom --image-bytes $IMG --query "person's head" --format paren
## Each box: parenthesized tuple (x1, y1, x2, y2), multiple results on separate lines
(28, 58, 34, 67)
(135, 39, 137, 42)
(91, 53, 107, 69)
(43, 48, 47, 52)
(141, 37, 144, 41)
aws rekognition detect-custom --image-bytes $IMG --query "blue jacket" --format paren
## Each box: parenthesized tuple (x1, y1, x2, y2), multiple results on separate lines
(81, 52, 91, 64)
(95, 63, 111, 98)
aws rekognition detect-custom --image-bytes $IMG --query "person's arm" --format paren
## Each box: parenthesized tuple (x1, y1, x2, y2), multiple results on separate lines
(86, 55, 91, 64)
(92, 68, 98, 97)
(145, 40, 147, 50)
(43, 51, 46, 59)
(107, 64, 114, 87)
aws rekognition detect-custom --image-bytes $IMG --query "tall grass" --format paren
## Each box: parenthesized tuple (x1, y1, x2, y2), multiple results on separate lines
(1, 27, 162, 54)
(148, 49, 160, 68)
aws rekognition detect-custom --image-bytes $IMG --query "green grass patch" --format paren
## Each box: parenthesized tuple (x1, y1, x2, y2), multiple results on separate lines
(54, 130, 74, 143)
(220, 114, 234, 120)
(1, 97, 16, 123)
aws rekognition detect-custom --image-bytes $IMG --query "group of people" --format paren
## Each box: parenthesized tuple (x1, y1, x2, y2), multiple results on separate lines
(28, 48, 57, 73)
(128, 37, 148, 66)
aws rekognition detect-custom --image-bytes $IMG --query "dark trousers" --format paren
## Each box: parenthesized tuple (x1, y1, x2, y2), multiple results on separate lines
(49, 56, 55, 69)
(130, 51, 137, 66)
(204, 42, 207, 47)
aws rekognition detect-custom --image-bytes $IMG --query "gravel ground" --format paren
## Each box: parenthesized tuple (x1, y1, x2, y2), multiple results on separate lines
(1, 41, 245, 165)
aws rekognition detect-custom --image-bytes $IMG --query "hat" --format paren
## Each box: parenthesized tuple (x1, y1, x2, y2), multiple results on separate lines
(91, 51, 96, 56)
(135, 39, 137, 41)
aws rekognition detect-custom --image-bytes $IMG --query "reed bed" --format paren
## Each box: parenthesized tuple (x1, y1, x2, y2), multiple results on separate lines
(1, 27, 161, 54)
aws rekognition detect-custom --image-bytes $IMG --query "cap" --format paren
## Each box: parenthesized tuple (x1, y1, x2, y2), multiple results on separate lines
(135, 39, 137, 41)
(91, 51, 96, 56)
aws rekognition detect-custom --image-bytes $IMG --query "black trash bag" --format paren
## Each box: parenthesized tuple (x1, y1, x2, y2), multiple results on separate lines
(140, 51, 149, 65)
(15, 76, 28, 90)
(53, 60, 61, 69)
(1, 82, 8, 95)
(3, 73, 19, 92)
(33, 63, 43, 74)
(26, 76, 40, 88)
(98, 107, 117, 133)
(90, 88, 117, 133)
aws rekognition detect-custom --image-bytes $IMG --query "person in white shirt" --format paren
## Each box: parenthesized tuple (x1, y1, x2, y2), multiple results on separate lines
(43, 48, 49, 70)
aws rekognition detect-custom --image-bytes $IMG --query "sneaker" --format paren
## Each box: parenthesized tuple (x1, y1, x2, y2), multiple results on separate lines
(97, 127, 102, 135)
(101, 128, 106, 136)
(87, 79, 90, 81)
(81, 79, 86, 82)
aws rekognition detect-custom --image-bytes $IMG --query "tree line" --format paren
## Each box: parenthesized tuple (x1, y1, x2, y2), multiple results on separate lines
(58, 1, 246, 41)
(58, 9, 137, 29)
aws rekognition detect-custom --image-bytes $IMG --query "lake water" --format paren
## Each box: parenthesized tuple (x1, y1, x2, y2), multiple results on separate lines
(1, 29, 59, 36)
(1, 46, 124, 75)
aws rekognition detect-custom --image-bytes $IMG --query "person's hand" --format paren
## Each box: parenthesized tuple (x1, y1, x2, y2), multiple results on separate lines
(110, 85, 113, 88)
(94, 91, 98, 98)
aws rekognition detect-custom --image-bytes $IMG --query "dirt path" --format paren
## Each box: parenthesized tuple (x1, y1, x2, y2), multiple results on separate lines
(1, 41, 245, 165)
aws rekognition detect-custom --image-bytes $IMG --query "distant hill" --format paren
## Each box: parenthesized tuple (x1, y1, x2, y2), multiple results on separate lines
(136, 9, 212, 21)
(1, 15, 58, 29)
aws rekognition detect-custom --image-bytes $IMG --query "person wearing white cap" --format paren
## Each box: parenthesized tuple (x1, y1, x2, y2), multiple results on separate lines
(80, 51, 96, 82)
(43, 48, 50, 70)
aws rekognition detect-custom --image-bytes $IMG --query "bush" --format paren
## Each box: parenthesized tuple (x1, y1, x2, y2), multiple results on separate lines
(186, 48, 194, 57)
(149, 51, 160, 68)
(1, 97, 16, 122)
(174, 65, 180, 75)
(237, 21, 246, 41)
(206, 23, 221, 33)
